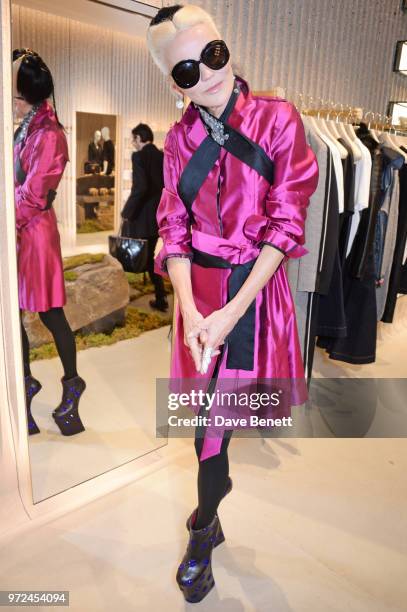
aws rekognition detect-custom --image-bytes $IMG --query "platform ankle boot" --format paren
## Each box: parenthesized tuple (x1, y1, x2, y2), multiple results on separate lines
(176, 513, 222, 603)
(24, 375, 42, 435)
(52, 375, 86, 436)
(185, 477, 233, 548)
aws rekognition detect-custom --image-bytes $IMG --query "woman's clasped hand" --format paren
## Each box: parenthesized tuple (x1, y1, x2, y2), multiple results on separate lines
(183, 304, 240, 374)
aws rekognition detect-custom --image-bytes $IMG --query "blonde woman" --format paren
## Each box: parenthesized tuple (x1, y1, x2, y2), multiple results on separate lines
(147, 4, 318, 603)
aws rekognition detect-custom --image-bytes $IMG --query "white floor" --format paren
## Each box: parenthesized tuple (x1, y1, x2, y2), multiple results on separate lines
(28, 325, 172, 503)
(2, 298, 407, 610)
(0, 436, 406, 611)
(62, 231, 111, 256)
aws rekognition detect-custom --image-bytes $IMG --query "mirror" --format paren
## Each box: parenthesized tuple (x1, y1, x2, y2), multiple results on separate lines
(393, 40, 407, 76)
(76, 112, 116, 237)
(12, 0, 179, 503)
(388, 101, 407, 128)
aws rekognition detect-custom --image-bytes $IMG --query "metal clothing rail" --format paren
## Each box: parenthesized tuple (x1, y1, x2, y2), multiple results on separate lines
(253, 89, 407, 136)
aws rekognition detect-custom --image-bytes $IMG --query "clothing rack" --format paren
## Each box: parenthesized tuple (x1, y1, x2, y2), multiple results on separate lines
(300, 106, 407, 136)
(253, 89, 407, 135)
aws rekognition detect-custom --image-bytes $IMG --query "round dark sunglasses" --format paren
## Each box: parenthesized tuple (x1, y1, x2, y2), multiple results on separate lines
(171, 39, 230, 89)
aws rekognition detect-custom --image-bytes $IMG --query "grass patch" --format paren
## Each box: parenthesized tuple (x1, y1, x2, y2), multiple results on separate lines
(77, 220, 106, 233)
(64, 270, 78, 282)
(126, 271, 173, 295)
(29, 306, 171, 362)
(63, 253, 105, 270)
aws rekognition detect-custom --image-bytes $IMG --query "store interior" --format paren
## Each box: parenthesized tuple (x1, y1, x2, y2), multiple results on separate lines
(0, 1, 407, 610)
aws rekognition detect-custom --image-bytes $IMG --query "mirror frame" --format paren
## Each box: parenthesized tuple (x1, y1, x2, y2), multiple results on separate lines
(73, 110, 122, 241)
(0, 0, 177, 542)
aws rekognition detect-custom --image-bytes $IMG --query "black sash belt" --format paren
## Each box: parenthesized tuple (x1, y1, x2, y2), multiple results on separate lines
(192, 247, 257, 371)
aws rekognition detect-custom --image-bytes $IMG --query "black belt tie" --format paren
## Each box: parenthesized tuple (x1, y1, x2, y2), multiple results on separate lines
(192, 247, 257, 371)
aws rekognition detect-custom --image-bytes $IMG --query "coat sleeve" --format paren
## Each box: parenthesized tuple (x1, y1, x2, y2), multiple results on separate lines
(154, 127, 193, 276)
(243, 101, 319, 258)
(15, 128, 68, 231)
(121, 151, 148, 220)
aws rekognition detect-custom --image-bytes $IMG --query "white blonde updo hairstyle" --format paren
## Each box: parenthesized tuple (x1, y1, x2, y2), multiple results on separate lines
(147, 4, 221, 76)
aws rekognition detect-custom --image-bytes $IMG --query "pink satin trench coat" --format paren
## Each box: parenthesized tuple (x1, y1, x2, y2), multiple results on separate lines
(14, 101, 69, 312)
(155, 77, 319, 460)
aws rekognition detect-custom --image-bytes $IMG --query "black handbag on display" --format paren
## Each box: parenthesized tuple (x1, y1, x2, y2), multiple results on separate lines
(108, 220, 148, 274)
(84, 161, 101, 174)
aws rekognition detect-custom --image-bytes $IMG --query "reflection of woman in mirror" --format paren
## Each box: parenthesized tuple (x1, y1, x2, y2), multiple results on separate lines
(13, 49, 86, 438)
(147, 4, 318, 602)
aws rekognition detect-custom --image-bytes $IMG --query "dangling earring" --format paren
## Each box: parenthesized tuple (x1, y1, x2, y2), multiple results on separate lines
(175, 95, 184, 110)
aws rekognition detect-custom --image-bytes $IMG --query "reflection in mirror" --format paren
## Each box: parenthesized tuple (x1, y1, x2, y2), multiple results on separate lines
(11, 0, 179, 503)
(393, 40, 407, 76)
(76, 112, 117, 239)
(388, 101, 407, 129)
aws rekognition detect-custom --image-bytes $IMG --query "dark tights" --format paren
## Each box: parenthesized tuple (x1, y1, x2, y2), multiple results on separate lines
(192, 344, 233, 529)
(20, 307, 78, 380)
(193, 376, 233, 529)
(146, 236, 166, 304)
(194, 425, 233, 529)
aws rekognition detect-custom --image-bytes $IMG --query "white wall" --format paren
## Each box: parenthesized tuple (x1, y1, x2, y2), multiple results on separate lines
(179, 0, 407, 115)
(12, 4, 181, 249)
(0, 0, 34, 538)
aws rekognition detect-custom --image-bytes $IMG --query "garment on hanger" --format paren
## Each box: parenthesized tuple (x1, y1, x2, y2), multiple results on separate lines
(346, 137, 372, 257)
(288, 118, 334, 293)
(348, 124, 384, 280)
(315, 148, 348, 344)
(314, 124, 345, 214)
(309, 127, 347, 344)
(337, 137, 356, 265)
(287, 120, 331, 379)
(382, 156, 407, 321)
(286, 113, 407, 372)
(374, 147, 404, 319)
(316, 123, 385, 364)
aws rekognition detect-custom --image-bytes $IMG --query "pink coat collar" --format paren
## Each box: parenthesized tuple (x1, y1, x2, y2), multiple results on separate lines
(27, 100, 58, 136)
(179, 76, 255, 149)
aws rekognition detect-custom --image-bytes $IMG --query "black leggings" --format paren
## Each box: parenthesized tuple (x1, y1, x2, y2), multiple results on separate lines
(146, 236, 166, 303)
(193, 345, 233, 529)
(194, 424, 233, 529)
(20, 307, 78, 380)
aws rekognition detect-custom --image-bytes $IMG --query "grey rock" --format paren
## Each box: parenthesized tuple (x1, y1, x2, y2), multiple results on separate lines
(23, 254, 129, 347)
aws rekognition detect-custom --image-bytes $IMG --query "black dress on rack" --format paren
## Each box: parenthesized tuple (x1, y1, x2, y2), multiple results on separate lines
(316, 141, 353, 347)
(318, 124, 384, 364)
(382, 148, 407, 321)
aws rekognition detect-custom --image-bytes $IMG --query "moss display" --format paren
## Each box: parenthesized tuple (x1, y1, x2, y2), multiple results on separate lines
(77, 219, 106, 233)
(29, 252, 174, 361)
(63, 252, 105, 270)
(64, 270, 78, 282)
(29, 306, 171, 362)
(126, 271, 173, 295)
